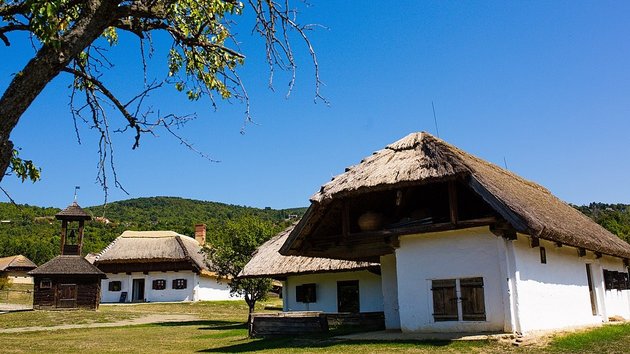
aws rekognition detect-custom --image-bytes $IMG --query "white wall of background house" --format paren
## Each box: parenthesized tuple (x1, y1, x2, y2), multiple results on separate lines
(4, 271, 33, 284)
(282, 270, 383, 313)
(101, 271, 197, 303)
(395, 227, 506, 333)
(195, 276, 240, 301)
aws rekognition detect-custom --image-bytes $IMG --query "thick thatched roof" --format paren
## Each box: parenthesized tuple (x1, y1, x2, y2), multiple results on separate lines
(0, 255, 37, 271)
(95, 231, 207, 271)
(240, 225, 379, 278)
(55, 202, 91, 220)
(29, 256, 105, 277)
(282, 132, 630, 260)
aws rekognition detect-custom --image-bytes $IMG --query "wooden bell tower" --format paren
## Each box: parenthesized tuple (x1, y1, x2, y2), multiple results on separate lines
(56, 202, 92, 255)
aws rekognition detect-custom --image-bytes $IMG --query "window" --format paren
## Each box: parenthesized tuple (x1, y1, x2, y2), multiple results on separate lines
(540, 247, 547, 264)
(431, 279, 458, 321)
(296, 283, 317, 303)
(432, 277, 486, 322)
(173, 279, 187, 290)
(108, 281, 122, 291)
(604, 270, 630, 290)
(40, 279, 52, 289)
(152, 279, 166, 290)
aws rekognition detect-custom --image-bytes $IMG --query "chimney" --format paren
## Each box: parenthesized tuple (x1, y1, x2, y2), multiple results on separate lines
(195, 224, 206, 246)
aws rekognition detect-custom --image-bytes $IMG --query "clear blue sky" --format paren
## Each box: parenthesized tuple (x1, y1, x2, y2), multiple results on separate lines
(1, 1, 629, 209)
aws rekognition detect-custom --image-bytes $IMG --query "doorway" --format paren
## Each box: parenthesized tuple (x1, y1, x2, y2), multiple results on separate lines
(132, 279, 145, 302)
(337, 280, 360, 313)
(57, 284, 77, 308)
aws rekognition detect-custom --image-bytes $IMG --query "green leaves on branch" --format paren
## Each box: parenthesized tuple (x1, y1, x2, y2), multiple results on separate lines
(9, 149, 41, 183)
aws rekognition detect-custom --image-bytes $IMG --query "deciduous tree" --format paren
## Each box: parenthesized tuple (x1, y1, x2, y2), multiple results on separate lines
(0, 0, 323, 195)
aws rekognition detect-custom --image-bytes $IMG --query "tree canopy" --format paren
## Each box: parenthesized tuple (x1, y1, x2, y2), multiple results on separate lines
(0, 0, 322, 194)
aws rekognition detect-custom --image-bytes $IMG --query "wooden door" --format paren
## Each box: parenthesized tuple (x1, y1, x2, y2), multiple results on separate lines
(337, 280, 360, 313)
(57, 284, 77, 308)
(132, 279, 145, 302)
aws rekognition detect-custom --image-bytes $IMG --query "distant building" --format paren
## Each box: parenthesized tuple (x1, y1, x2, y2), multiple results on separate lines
(0, 255, 37, 284)
(241, 225, 383, 314)
(30, 202, 105, 310)
(95, 224, 240, 303)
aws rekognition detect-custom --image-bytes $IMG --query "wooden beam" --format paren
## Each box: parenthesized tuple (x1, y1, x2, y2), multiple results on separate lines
(530, 237, 540, 248)
(624, 259, 629, 268)
(577, 248, 586, 257)
(60, 220, 68, 255)
(448, 181, 458, 225)
(342, 200, 350, 240)
(489, 221, 517, 240)
(555, 242, 562, 248)
(594, 252, 602, 259)
(468, 177, 529, 233)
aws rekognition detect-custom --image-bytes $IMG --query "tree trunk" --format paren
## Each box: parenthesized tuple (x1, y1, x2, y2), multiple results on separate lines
(247, 300, 256, 337)
(0, 0, 122, 182)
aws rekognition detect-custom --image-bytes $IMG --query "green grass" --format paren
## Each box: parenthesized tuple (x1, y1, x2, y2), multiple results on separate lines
(0, 283, 33, 306)
(547, 323, 630, 353)
(1, 299, 629, 353)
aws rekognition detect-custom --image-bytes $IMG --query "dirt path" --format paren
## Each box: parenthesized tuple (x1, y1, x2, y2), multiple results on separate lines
(0, 314, 199, 334)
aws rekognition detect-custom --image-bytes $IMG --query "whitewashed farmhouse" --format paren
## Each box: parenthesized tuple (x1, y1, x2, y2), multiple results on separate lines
(240, 225, 383, 313)
(95, 225, 240, 303)
(0, 255, 37, 284)
(280, 132, 630, 334)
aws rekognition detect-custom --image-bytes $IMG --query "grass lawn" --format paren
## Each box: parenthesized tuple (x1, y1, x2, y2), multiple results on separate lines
(0, 283, 33, 306)
(0, 299, 629, 353)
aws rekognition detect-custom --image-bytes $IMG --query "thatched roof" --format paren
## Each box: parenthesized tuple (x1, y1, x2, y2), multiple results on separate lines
(29, 256, 105, 277)
(95, 231, 207, 271)
(55, 202, 91, 220)
(0, 255, 37, 271)
(282, 132, 630, 260)
(240, 225, 379, 278)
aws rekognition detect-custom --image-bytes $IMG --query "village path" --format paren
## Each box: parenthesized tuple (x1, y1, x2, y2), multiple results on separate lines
(0, 313, 199, 334)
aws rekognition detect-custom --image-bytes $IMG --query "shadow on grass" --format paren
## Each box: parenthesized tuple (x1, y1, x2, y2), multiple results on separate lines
(199, 334, 460, 353)
(153, 320, 245, 330)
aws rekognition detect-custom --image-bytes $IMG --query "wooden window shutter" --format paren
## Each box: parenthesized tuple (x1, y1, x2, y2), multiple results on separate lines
(460, 277, 486, 321)
(432, 279, 458, 321)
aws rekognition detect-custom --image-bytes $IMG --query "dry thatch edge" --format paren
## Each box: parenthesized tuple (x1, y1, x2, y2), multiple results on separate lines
(240, 224, 378, 278)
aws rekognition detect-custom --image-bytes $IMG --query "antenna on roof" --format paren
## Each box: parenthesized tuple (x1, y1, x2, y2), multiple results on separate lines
(503, 157, 509, 170)
(73, 186, 80, 202)
(432, 101, 440, 138)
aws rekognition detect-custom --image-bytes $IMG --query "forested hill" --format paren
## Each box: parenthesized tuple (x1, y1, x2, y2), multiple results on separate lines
(573, 203, 630, 244)
(0, 197, 306, 265)
(1, 198, 629, 266)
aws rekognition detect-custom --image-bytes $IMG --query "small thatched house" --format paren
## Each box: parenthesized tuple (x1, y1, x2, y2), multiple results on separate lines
(0, 255, 37, 284)
(95, 225, 239, 303)
(281, 132, 630, 334)
(241, 225, 382, 313)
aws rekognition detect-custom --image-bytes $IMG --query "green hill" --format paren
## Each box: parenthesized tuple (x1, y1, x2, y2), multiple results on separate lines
(0, 197, 306, 265)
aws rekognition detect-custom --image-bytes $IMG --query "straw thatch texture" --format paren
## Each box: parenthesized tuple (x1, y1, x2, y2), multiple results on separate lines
(29, 255, 105, 276)
(285, 132, 630, 259)
(240, 225, 378, 278)
(55, 202, 91, 220)
(95, 230, 208, 270)
(0, 255, 37, 271)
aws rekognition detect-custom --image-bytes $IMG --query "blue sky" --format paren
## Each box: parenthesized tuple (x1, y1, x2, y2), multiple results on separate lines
(1, 1, 630, 209)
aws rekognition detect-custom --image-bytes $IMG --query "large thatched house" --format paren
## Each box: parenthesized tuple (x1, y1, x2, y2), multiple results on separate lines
(0, 255, 37, 284)
(94, 225, 240, 303)
(241, 225, 383, 313)
(280, 132, 630, 334)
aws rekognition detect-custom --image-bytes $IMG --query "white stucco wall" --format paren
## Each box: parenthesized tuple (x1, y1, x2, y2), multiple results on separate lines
(380, 254, 400, 329)
(284, 270, 383, 313)
(5, 271, 33, 284)
(599, 256, 630, 320)
(396, 227, 506, 333)
(510, 236, 609, 333)
(195, 276, 241, 301)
